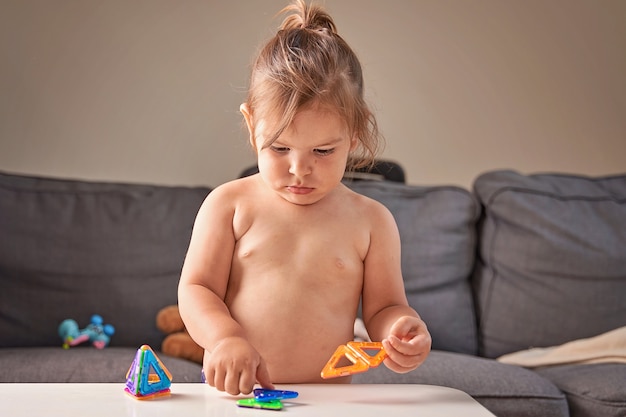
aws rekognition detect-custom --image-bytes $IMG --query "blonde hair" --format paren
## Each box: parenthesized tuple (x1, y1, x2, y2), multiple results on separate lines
(244, 0, 382, 170)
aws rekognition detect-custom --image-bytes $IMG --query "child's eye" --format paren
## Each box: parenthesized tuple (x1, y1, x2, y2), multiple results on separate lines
(314, 148, 335, 156)
(270, 146, 290, 153)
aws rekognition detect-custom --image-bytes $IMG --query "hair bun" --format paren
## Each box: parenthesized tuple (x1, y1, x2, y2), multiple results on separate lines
(279, 0, 337, 34)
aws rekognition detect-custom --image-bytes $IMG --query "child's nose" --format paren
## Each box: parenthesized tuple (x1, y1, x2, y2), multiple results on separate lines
(288, 153, 312, 177)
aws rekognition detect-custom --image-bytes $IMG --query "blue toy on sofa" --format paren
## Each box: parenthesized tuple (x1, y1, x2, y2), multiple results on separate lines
(58, 314, 115, 349)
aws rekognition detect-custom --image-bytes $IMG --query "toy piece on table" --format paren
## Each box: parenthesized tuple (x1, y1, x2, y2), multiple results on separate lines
(254, 388, 299, 402)
(321, 341, 387, 379)
(235, 388, 299, 411)
(125, 345, 172, 400)
(58, 314, 115, 349)
(237, 398, 283, 410)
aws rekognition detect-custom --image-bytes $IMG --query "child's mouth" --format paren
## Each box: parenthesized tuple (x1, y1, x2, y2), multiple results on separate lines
(287, 186, 314, 195)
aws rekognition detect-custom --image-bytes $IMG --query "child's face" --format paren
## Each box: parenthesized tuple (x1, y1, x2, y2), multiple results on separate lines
(250, 105, 356, 206)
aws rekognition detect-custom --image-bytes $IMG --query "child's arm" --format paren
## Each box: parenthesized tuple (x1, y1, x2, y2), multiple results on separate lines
(177, 186, 273, 394)
(360, 202, 431, 373)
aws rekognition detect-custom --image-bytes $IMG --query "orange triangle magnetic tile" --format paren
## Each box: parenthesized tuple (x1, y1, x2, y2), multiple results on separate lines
(320, 344, 370, 378)
(347, 341, 387, 367)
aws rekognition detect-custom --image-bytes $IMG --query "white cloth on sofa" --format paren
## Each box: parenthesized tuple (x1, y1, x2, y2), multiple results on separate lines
(497, 326, 626, 368)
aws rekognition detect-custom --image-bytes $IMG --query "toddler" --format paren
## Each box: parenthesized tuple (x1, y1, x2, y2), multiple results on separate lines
(178, 0, 431, 395)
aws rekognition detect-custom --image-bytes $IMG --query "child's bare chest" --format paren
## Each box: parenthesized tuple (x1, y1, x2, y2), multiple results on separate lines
(231, 205, 369, 283)
(241, 216, 362, 262)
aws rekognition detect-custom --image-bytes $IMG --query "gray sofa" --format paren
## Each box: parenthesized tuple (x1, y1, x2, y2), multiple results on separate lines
(1, 169, 624, 417)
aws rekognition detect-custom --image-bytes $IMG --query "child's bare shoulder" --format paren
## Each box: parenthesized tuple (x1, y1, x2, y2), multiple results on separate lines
(338, 185, 398, 235)
(196, 176, 259, 220)
(343, 184, 394, 217)
(204, 175, 257, 203)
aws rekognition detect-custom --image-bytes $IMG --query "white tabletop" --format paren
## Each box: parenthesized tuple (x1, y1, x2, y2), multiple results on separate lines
(1, 383, 495, 416)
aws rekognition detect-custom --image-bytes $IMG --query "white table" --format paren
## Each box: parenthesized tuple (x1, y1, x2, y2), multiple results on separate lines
(1, 383, 495, 416)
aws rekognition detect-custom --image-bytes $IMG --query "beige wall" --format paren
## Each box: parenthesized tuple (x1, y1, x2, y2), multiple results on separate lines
(1, 0, 624, 189)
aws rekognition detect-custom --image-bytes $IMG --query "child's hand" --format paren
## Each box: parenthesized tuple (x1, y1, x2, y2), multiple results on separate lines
(202, 336, 274, 395)
(381, 315, 431, 373)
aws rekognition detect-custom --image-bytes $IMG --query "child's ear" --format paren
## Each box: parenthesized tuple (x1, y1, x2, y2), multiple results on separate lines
(240, 103, 256, 150)
(349, 135, 358, 151)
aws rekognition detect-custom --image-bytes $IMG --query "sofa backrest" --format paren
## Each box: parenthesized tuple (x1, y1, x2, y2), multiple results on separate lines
(345, 180, 481, 355)
(472, 170, 626, 358)
(0, 171, 210, 349)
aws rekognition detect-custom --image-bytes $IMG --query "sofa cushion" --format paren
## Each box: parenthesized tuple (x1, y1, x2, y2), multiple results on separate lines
(354, 350, 569, 417)
(345, 180, 480, 355)
(473, 170, 626, 358)
(0, 171, 210, 349)
(0, 347, 202, 383)
(535, 363, 626, 417)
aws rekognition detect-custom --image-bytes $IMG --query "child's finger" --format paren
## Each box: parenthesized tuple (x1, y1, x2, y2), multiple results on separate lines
(383, 336, 430, 369)
(382, 337, 413, 366)
(239, 366, 257, 395)
(256, 359, 275, 390)
(386, 334, 422, 355)
(211, 367, 226, 392)
(388, 316, 422, 340)
(381, 342, 419, 373)
(223, 369, 242, 395)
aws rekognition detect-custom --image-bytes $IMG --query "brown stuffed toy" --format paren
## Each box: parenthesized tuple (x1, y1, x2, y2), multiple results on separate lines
(156, 305, 204, 364)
